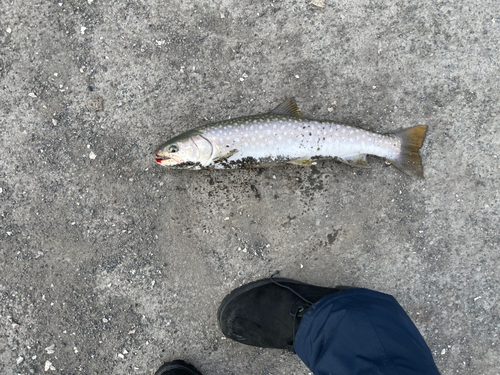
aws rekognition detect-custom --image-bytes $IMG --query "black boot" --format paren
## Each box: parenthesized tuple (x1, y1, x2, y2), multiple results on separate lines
(218, 275, 347, 351)
(155, 360, 203, 375)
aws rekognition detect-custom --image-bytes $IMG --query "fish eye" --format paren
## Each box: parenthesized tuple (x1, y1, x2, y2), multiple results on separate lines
(168, 145, 179, 153)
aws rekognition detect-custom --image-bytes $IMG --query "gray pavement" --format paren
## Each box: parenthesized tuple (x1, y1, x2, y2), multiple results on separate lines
(1, 0, 499, 374)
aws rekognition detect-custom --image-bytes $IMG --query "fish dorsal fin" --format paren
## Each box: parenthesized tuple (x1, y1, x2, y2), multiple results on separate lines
(271, 98, 302, 117)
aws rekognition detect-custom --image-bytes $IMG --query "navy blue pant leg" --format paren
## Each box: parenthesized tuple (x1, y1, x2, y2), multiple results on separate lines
(294, 289, 440, 375)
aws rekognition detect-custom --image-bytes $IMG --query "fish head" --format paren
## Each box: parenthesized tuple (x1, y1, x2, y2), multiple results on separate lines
(154, 131, 213, 167)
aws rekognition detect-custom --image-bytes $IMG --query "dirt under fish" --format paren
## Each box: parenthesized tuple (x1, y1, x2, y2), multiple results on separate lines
(154, 98, 427, 178)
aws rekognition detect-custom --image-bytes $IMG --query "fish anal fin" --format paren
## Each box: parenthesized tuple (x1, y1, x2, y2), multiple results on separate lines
(289, 158, 314, 166)
(340, 155, 371, 168)
(271, 98, 302, 117)
(389, 125, 427, 178)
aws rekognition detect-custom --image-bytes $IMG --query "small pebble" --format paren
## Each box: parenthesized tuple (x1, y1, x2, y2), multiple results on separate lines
(87, 96, 104, 112)
(45, 360, 55, 371)
(309, 0, 325, 8)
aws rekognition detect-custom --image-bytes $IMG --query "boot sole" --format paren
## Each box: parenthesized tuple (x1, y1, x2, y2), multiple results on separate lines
(217, 277, 312, 331)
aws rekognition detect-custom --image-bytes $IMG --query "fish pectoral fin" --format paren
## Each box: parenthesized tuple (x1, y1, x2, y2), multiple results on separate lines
(339, 155, 371, 168)
(289, 158, 314, 166)
(213, 149, 238, 162)
(271, 98, 302, 117)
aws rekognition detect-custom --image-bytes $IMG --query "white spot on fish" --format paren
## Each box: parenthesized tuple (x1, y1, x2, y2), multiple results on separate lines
(244, 142, 249, 147)
(251, 137, 256, 141)
(259, 125, 263, 129)
(235, 138, 240, 142)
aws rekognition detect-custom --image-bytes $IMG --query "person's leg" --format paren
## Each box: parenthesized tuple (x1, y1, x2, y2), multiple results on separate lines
(294, 288, 441, 375)
(218, 276, 440, 375)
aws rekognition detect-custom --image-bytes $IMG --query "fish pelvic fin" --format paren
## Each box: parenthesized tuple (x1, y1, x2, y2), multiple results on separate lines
(289, 158, 313, 165)
(390, 125, 427, 178)
(271, 98, 302, 117)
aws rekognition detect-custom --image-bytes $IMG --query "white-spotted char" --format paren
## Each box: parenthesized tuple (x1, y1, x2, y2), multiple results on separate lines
(155, 98, 427, 178)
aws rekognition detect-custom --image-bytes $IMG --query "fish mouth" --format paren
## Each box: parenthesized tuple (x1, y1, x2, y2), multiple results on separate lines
(155, 153, 183, 165)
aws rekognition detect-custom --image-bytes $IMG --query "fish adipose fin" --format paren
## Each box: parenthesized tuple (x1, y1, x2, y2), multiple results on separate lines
(339, 155, 370, 168)
(390, 125, 427, 178)
(271, 98, 302, 117)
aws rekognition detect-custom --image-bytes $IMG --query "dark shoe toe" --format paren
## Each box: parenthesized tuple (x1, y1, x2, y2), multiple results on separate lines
(155, 360, 203, 375)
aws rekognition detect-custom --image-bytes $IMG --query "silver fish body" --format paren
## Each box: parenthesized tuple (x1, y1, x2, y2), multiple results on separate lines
(155, 99, 427, 177)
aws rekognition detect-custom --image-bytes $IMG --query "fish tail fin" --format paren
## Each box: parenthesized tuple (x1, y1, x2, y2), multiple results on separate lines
(389, 125, 427, 178)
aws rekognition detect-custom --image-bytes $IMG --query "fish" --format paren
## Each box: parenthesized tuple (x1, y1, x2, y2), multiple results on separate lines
(154, 98, 427, 177)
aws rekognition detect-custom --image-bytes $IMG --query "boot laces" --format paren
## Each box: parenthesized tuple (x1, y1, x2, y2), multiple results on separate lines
(270, 271, 314, 306)
(270, 271, 314, 349)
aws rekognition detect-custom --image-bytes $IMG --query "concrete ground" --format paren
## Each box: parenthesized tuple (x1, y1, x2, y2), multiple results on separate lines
(1, 0, 499, 374)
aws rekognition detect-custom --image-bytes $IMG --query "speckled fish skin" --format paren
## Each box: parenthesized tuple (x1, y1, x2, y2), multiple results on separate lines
(154, 98, 427, 177)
